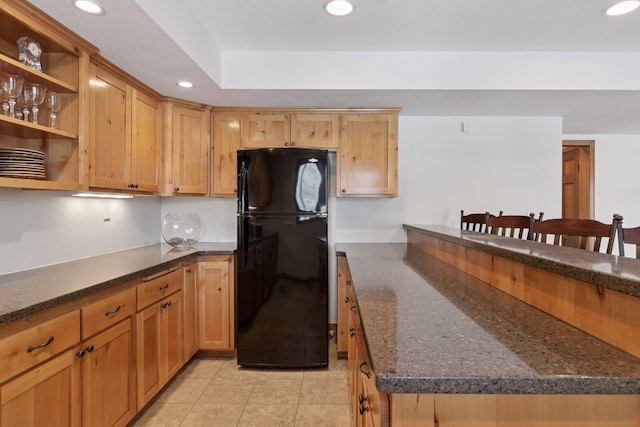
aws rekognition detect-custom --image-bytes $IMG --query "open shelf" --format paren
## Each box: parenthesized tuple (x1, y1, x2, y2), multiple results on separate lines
(0, 115, 78, 140)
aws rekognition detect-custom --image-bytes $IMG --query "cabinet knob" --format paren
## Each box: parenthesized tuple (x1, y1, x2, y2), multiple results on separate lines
(76, 349, 85, 358)
(284, 142, 290, 147)
(345, 296, 350, 303)
(186, 268, 192, 273)
(341, 189, 346, 193)
(174, 187, 180, 192)
(291, 141, 296, 147)
(349, 327, 356, 337)
(133, 184, 139, 189)
(128, 183, 134, 188)
(85, 345, 95, 353)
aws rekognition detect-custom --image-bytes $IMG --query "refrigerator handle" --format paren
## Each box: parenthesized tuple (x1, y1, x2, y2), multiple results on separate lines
(239, 160, 248, 214)
(240, 216, 249, 266)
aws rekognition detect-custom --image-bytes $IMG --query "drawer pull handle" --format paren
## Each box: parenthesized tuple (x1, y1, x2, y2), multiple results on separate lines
(359, 360, 371, 378)
(27, 336, 54, 353)
(104, 305, 121, 316)
(186, 268, 192, 273)
(349, 327, 356, 337)
(344, 296, 350, 303)
(161, 301, 173, 309)
(159, 283, 169, 291)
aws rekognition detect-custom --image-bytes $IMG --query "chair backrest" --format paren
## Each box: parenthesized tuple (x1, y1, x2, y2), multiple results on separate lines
(532, 215, 619, 254)
(460, 210, 502, 233)
(615, 215, 640, 258)
(486, 212, 544, 240)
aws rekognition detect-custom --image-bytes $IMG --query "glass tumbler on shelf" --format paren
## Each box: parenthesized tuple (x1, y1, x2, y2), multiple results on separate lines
(24, 83, 46, 124)
(46, 92, 62, 128)
(0, 74, 25, 118)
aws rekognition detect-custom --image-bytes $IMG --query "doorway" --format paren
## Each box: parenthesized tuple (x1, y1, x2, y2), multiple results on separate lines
(562, 140, 594, 219)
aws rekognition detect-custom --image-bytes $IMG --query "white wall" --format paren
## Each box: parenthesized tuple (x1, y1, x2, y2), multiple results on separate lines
(0, 188, 160, 274)
(564, 134, 640, 256)
(333, 116, 563, 243)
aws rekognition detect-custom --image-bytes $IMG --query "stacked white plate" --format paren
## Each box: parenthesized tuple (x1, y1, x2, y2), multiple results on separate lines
(0, 148, 46, 179)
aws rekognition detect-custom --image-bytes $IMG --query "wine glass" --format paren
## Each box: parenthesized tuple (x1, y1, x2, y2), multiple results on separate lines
(21, 88, 32, 122)
(1, 90, 8, 116)
(24, 83, 46, 124)
(0, 74, 25, 118)
(45, 92, 62, 128)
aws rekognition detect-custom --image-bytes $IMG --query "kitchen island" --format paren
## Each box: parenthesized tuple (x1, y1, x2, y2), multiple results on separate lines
(337, 226, 640, 426)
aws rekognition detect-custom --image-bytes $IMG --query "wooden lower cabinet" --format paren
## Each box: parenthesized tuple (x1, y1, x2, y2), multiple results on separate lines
(197, 256, 234, 352)
(183, 262, 199, 361)
(79, 318, 136, 427)
(136, 290, 184, 409)
(390, 393, 640, 427)
(0, 348, 81, 427)
(337, 254, 352, 357)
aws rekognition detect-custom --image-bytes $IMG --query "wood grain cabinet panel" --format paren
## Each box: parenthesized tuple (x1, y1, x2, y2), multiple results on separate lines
(212, 112, 241, 197)
(89, 61, 161, 193)
(183, 262, 199, 361)
(164, 100, 211, 195)
(338, 113, 398, 197)
(197, 256, 234, 352)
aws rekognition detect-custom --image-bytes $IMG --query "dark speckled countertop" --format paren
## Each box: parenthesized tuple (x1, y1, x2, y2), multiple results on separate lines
(336, 242, 640, 395)
(404, 224, 640, 298)
(0, 242, 236, 326)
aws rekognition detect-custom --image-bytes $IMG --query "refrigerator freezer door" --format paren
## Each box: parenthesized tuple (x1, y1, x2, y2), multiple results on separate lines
(237, 149, 328, 215)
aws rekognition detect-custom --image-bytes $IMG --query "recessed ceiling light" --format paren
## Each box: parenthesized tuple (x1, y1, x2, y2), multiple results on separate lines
(177, 81, 194, 88)
(325, 0, 354, 17)
(72, 0, 105, 15)
(603, 0, 640, 16)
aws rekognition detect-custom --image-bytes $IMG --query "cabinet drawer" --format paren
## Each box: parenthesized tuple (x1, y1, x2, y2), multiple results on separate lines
(137, 268, 183, 310)
(82, 287, 136, 339)
(0, 310, 80, 384)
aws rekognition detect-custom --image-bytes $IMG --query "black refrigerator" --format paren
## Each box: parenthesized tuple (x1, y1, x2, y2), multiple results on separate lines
(236, 148, 329, 368)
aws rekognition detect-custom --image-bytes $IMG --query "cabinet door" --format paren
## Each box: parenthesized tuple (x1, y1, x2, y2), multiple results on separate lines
(164, 291, 184, 380)
(198, 258, 234, 351)
(130, 89, 160, 192)
(136, 302, 162, 409)
(336, 254, 351, 357)
(212, 112, 241, 197)
(338, 113, 398, 197)
(241, 113, 290, 148)
(80, 319, 135, 427)
(183, 263, 199, 361)
(89, 64, 130, 190)
(135, 291, 184, 410)
(291, 113, 340, 149)
(0, 349, 81, 427)
(171, 105, 210, 195)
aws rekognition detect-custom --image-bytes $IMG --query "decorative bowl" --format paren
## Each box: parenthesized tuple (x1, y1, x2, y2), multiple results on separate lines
(161, 213, 203, 250)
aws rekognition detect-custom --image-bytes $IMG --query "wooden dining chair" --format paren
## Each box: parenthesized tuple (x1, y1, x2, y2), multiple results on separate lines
(531, 214, 619, 254)
(486, 212, 544, 240)
(460, 210, 502, 233)
(615, 215, 640, 258)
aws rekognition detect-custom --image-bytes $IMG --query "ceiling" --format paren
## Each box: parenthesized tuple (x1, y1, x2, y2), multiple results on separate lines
(27, 0, 640, 134)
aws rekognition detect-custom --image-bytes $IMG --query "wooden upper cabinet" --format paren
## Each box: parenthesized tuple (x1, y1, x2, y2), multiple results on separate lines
(89, 64, 129, 190)
(89, 60, 161, 193)
(212, 112, 241, 197)
(338, 112, 398, 197)
(241, 112, 339, 149)
(291, 113, 340, 149)
(164, 100, 211, 195)
(241, 112, 290, 148)
(131, 89, 161, 192)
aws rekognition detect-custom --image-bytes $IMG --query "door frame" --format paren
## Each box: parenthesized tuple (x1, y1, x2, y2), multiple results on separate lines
(562, 140, 595, 219)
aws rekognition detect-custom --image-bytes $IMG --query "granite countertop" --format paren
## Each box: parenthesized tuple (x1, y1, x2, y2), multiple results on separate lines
(0, 242, 236, 326)
(404, 224, 640, 298)
(336, 242, 640, 395)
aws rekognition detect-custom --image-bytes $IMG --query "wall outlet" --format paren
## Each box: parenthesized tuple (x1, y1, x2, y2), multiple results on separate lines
(103, 203, 111, 222)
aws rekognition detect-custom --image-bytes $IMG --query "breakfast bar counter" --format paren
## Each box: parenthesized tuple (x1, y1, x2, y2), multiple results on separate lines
(336, 242, 640, 395)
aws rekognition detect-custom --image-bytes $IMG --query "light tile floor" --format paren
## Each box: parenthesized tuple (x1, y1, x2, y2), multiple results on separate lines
(128, 338, 352, 427)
